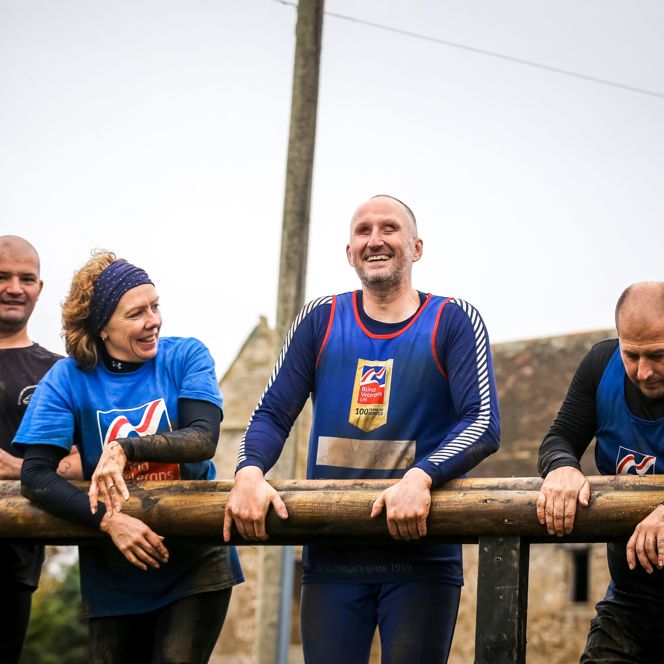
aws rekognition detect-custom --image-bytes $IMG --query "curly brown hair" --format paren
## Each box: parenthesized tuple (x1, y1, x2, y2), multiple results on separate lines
(62, 250, 122, 370)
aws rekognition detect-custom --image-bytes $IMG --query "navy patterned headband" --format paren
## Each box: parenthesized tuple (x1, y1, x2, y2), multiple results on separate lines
(89, 261, 153, 334)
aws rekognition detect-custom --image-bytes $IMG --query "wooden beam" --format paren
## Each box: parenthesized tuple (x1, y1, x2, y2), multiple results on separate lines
(2, 477, 663, 544)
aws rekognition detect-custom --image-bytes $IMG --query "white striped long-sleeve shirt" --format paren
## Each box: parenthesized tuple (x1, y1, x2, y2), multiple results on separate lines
(237, 291, 499, 486)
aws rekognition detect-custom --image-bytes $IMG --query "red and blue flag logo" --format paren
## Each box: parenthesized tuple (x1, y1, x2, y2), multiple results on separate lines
(98, 398, 170, 445)
(96, 399, 180, 481)
(358, 364, 387, 404)
(616, 446, 656, 475)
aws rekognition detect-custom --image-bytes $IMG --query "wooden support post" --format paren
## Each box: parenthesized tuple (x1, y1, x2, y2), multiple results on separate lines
(475, 536, 530, 664)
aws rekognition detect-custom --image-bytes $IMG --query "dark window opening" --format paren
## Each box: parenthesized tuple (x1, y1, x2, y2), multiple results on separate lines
(572, 549, 589, 602)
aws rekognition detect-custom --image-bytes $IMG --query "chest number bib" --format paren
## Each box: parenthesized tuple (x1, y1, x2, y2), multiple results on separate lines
(348, 358, 393, 432)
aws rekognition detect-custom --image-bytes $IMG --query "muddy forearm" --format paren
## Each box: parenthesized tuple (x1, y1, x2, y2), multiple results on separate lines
(116, 428, 217, 463)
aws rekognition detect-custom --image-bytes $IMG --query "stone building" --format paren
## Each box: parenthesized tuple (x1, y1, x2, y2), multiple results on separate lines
(211, 318, 616, 663)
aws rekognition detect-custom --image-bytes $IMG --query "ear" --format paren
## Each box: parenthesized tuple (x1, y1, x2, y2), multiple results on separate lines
(412, 237, 423, 263)
(36, 279, 44, 298)
(346, 244, 354, 267)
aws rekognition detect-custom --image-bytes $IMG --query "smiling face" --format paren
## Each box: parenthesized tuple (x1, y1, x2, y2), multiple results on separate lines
(0, 238, 43, 336)
(346, 197, 423, 293)
(101, 284, 162, 363)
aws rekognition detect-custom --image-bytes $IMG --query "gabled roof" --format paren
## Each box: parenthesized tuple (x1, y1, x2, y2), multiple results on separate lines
(219, 316, 276, 431)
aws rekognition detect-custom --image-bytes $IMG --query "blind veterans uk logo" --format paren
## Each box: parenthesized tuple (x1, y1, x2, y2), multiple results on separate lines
(616, 446, 657, 475)
(358, 365, 388, 404)
(96, 398, 181, 481)
(349, 359, 393, 432)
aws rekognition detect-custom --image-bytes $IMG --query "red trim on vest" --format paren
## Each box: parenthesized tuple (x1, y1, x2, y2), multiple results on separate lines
(431, 297, 452, 379)
(315, 295, 337, 369)
(352, 290, 433, 339)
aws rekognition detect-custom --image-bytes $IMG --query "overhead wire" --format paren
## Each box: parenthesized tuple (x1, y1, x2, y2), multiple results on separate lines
(270, 0, 664, 100)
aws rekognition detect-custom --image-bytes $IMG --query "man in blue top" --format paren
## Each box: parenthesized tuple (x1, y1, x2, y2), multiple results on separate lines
(538, 281, 664, 663)
(224, 195, 500, 663)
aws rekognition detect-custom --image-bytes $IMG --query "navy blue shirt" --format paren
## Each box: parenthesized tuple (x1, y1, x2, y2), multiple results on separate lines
(238, 291, 500, 584)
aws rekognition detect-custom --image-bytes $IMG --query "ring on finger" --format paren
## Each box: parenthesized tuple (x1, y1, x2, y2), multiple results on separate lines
(107, 482, 115, 489)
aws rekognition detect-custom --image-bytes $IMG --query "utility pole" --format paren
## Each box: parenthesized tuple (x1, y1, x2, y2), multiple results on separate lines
(254, 1, 325, 663)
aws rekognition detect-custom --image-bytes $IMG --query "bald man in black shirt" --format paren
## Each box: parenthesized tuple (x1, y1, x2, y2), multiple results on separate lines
(0, 235, 80, 663)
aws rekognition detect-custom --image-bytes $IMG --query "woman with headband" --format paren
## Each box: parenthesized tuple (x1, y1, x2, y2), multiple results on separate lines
(14, 251, 243, 663)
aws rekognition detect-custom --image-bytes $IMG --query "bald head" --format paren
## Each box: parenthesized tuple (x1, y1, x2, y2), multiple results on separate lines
(0, 235, 40, 273)
(615, 282, 664, 332)
(615, 282, 664, 399)
(350, 195, 419, 240)
(0, 235, 43, 344)
(347, 195, 423, 295)
(370, 195, 417, 234)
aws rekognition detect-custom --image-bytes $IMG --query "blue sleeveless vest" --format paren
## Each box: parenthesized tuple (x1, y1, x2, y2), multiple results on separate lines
(595, 346, 664, 598)
(309, 291, 454, 480)
(596, 346, 664, 475)
(302, 291, 463, 585)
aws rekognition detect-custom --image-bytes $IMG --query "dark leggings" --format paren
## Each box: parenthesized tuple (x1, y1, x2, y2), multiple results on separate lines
(88, 588, 232, 664)
(581, 588, 664, 663)
(0, 583, 32, 664)
(300, 581, 461, 664)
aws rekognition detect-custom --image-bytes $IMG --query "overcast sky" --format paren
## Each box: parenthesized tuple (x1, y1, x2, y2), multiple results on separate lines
(1, 0, 662, 377)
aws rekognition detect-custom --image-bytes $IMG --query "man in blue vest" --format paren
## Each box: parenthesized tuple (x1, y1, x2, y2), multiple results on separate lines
(224, 195, 500, 663)
(538, 281, 664, 662)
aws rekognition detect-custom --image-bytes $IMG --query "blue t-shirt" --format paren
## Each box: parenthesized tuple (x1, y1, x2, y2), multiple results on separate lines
(15, 336, 243, 617)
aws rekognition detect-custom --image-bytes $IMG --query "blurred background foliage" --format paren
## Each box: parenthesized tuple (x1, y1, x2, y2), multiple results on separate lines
(20, 552, 86, 664)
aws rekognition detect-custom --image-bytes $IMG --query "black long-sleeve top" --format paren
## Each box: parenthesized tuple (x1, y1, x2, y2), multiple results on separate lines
(538, 339, 664, 477)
